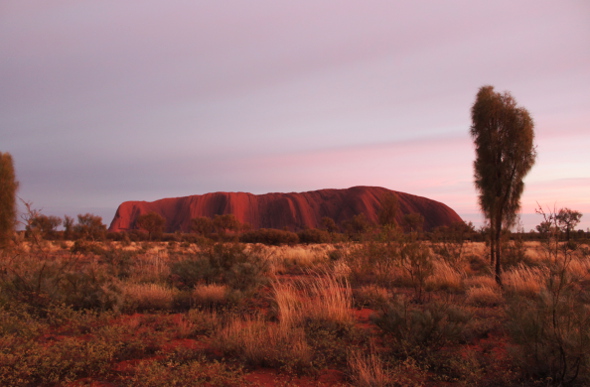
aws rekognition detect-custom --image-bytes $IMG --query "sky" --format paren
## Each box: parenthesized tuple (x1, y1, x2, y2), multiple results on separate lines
(2, 1, 589, 232)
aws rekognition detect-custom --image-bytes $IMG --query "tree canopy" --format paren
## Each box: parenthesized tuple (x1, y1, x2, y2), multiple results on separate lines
(470, 85, 536, 284)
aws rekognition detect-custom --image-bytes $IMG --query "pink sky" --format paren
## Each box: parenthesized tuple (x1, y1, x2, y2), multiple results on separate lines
(2, 1, 589, 231)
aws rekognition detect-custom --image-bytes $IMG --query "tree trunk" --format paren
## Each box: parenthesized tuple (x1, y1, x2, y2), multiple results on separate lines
(494, 213, 503, 286)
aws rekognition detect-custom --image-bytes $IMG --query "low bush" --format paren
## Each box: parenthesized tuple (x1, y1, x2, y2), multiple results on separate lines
(372, 297, 471, 357)
(297, 228, 331, 244)
(240, 228, 299, 245)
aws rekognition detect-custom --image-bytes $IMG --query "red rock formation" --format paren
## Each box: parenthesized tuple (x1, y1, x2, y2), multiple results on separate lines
(108, 186, 463, 233)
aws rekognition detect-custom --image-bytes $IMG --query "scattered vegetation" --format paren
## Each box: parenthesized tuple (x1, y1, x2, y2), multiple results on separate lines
(0, 202, 588, 386)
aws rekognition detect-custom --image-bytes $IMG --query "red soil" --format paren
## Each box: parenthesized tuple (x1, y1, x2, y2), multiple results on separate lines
(109, 186, 463, 233)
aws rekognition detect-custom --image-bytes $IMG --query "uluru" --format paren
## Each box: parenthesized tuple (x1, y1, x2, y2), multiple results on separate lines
(108, 186, 463, 233)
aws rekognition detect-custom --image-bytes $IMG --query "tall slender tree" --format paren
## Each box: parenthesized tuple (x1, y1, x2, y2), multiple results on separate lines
(0, 152, 19, 247)
(470, 86, 536, 285)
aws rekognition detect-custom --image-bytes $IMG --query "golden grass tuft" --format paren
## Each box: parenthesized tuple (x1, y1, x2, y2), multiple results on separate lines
(123, 283, 178, 311)
(503, 265, 545, 298)
(466, 285, 503, 306)
(214, 315, 312, 369)
(347, 346, 389, 387)
(273, 272, 353, 328)
(426, 260, 464, 292)
(192, 284, 229, 308)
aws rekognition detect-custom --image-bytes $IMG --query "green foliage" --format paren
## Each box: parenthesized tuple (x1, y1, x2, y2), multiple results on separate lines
(191, 216, 215, 237)
(470, 85, 536, 284)
(402, 213, 424, 234)
(297, 228, 331, 244)
(372, 297, 471, 357)
(321, 216, 338, 233)
(170, 243, 270, 292)
(342, 213, 372, 240)
(378, 192, 399, 228)
(0, 152, 18, 248)
(0, 334, 117, 386)
(397, 235, 434, 302)
(431, 221, 474, 269)
(26, 214, 62, 240)
(136, 211, 166, 240)
(121, 355, 246, 387)
(240, 228, 299, 245)
(74, 213, 107, 241)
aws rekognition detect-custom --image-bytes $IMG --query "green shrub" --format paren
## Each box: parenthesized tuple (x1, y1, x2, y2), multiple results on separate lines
(239, 228, 299, 245)
(297, 228, 331, 244)
(170, 243, 270, 293)
(0, 335, 117, 386)
(121, 354, 246, 387)
(372, 297, 470, 357)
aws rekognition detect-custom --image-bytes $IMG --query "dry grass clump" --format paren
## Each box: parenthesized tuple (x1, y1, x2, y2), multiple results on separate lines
(347, 346, 390, 387)
(426, 260, 464, 292)
(503, 265, 545, 298)
(123, 283, 178, 311)
(273, 272, 353, 327)
(192, 283, 229, 308)
(129, 251, 170, 283)
(566, 255, 590, 279)
(466, 285, 503, 306)
(213, 315, 313, 370)
(268, 245, 332, 273)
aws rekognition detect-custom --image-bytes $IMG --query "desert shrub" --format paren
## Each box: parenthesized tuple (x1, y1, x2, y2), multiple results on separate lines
(396, 236, 434, 302)
(184, 309, 222, 337)
(431, 221, 474, 270)
(502, 236, 534, 269)
(344, 242, 400, 286)
(506, 247, 590, 386)
(121, 355, 246, 387)
(372, 297, 471, 357)
(297, 228, 331, 244)
(170, 256, 214, 289)
(507, 292, 590, 386)
(98, 245, 136, 278)
(171, 243, 270, 293)
(0, 251, 123, 313)
(353, 284, 390, 309)
(0, 335, 117, 386)
(0, 302, 45, 338)
(58, 264, 124, 311)
(239, 228, 299, 245)
(302, 317, 365, 368)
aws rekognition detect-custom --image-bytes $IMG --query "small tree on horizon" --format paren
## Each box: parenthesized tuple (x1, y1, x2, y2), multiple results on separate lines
(136, 212, 166, 240)
(27, 214, 62, 240)
(0, 152, 19, 248)
(470, 85, 536, 285)
(555, 208, 582, 242)
(74, 213, 107, 241)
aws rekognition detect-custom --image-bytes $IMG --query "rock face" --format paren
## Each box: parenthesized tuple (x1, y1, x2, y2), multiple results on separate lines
(108, 186, 463, 233)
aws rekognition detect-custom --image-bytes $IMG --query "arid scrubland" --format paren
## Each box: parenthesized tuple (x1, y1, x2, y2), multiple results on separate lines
(1, 233, 589, 386)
